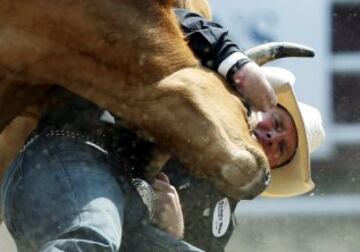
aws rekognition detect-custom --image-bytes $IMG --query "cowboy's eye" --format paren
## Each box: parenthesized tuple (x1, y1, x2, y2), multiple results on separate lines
(274, 113, 284, 131)
(275, 119, 280, 129)
(273, 115, 281, 130)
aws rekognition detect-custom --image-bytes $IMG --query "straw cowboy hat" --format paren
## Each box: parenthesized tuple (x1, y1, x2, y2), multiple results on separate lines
(260, 66, 325, 197)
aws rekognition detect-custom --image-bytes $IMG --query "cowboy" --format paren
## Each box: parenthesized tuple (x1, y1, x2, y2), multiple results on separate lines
(0, 3, 324, 252)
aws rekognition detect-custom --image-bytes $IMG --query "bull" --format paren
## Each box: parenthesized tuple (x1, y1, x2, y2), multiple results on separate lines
(0, 0, 313, 201)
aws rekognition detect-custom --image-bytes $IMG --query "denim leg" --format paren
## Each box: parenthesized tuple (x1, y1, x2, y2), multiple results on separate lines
(121, 224, 205, 252)
(1, 136, 129, 252)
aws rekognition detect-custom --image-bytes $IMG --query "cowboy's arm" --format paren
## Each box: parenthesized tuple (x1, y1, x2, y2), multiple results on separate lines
(174, 8, 250, 76)
(175, 8, 276, 111)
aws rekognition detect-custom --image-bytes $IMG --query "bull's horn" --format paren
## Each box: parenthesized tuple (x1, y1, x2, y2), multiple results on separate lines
(245, 42, 315, 66)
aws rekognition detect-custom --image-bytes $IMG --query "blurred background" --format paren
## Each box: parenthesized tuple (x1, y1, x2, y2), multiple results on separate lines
(207, 0, 360, 251)
(1, 0, 360, 251)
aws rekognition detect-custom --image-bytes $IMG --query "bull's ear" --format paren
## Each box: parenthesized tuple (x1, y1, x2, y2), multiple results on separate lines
(216, 148, 270, 200)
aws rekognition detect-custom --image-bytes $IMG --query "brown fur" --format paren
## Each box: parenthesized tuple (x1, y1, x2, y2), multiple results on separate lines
(0, 0, 269, 200)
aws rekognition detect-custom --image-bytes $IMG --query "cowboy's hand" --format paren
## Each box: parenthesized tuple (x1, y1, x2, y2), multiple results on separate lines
(232, 62, 277, 111)
(152, 172, 184, 239)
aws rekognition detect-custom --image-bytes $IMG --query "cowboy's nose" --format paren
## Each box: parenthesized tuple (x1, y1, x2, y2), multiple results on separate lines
(266, 132, 273, 146)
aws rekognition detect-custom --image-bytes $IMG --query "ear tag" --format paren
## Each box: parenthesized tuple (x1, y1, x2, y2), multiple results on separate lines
(212, 197, 231, 237)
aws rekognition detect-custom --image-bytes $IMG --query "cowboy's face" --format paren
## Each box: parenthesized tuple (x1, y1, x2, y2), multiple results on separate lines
(253, 106, 298, 169)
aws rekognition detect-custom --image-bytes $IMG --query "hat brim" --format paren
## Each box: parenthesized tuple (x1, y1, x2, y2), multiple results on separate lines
(260, 67, 313, 197)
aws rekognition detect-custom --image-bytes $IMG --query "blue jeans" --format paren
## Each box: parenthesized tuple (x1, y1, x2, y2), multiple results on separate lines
(0, 135, 203, 252)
